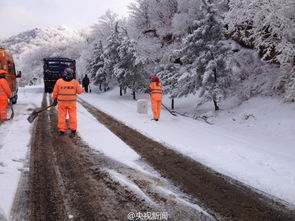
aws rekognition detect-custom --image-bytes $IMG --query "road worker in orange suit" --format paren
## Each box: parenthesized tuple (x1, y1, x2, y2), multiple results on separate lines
(52, 68, 83, 135)
(0, 70, 11, 121)
(149, 76, 163, 121)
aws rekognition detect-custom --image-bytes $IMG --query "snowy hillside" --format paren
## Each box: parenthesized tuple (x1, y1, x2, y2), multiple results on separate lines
(0, 26, 86, 85)
(2, 26, 83, 55)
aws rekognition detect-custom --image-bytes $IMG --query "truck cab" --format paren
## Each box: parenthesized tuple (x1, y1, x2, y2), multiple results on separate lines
(43, 57, 76, 93)
(0, 48, 21, 104)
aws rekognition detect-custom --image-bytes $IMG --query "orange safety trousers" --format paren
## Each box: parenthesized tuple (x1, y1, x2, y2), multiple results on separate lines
(0, 78, 11, 121)
(151, 99, 162, 120)
(58, 103, 77, 132)
(0, 99, 8, 120)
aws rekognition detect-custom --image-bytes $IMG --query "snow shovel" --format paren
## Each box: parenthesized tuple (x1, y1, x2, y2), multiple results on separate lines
(27, 104, 54, 123)
(162, 104, 177, 116)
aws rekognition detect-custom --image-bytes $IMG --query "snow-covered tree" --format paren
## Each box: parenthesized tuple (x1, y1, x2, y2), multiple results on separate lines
(172, 0, 232, 110)
(225, 0, 295, 101)
(157, 64, 179, 109)
(87, 40, 105, 89)
(225, 0, 295, 65)
(129, 0, 178, 40)
(275, 64, 295, 102)
(101, 23, 122, 93)
(171, 0, 203, 35)
(90, 10, 119, 44)
(114, 35, 148, 99)
(129, 0, 152, 32)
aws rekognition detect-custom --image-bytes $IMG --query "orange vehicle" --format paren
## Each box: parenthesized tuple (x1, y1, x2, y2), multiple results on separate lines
(0, 48, 21, 104)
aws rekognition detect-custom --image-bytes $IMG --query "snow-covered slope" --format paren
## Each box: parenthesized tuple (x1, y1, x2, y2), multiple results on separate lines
(0, 26, 85, 85)
(1, 26, 83, 55)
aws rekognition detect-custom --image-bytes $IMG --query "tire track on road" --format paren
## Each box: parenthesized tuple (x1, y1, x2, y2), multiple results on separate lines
(79, 98, 295, 221)
(19, 94, 208, 221)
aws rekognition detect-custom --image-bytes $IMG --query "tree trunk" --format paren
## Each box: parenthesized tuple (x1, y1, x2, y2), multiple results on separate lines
(103, 82, 108, 92)
(213, 68, 219, 110)
(99, 82, 102, 91)
(120, 86, 123, 96)
(171, 98, 175, 110)
(213, 99, 219, 111)
(133, 91, 136, 100)
(214, 68, 217, 82)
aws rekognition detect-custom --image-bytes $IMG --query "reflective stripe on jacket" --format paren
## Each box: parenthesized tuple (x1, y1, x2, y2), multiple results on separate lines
(52, 78, 83, 103)
(0, 78, 11, 100)
(149, 82, 163, 100)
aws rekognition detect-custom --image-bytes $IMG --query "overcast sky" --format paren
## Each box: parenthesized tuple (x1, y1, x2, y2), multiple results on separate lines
(1, 0, 134, 39)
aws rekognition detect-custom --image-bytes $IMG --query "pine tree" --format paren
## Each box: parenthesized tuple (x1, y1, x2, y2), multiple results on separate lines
(225, 0, 295, 65)
(87, 41, 105, 90)
(114, 34, 147, 100)
(225, 0, 295, 101)
(101, 23, 122, 93)
(158, 52, 182, 109)
(173, 0, 232, 110)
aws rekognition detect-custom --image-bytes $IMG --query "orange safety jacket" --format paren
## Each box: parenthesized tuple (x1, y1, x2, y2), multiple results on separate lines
(0, 78, 11, 100)
(149, 82, 163, 100)
(52, 78, 83, 103)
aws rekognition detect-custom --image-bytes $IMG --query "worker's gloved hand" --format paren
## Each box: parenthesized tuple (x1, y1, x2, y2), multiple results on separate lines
(53, 99, 58, 106)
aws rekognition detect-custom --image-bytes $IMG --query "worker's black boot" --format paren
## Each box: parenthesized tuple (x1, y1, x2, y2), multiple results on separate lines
(71, 130, 76, 135)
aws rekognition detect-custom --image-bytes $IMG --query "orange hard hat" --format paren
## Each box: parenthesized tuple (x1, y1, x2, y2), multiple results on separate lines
(0, 69, 7, 75)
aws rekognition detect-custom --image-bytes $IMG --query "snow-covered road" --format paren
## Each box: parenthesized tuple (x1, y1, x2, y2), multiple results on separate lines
(0, 86, 43, 217)
(1, 85, 295, 219)
(79, 88, 295, 207)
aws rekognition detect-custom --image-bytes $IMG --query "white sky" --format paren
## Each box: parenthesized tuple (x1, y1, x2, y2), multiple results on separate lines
(1, 0, 135, 39)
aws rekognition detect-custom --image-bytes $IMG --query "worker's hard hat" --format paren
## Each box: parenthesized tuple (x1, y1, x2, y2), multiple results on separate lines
(151, 76, 159, 82)
(62, 68, 74, 81)
(0, 69, 7, 75)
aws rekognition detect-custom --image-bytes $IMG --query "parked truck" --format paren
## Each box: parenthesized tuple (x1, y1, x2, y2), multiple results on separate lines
(43, 57, 76, 93)
(0, 48, 21, 104)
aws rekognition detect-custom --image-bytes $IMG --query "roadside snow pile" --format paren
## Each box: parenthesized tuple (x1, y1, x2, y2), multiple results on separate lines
(80, 89, 295, 206)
